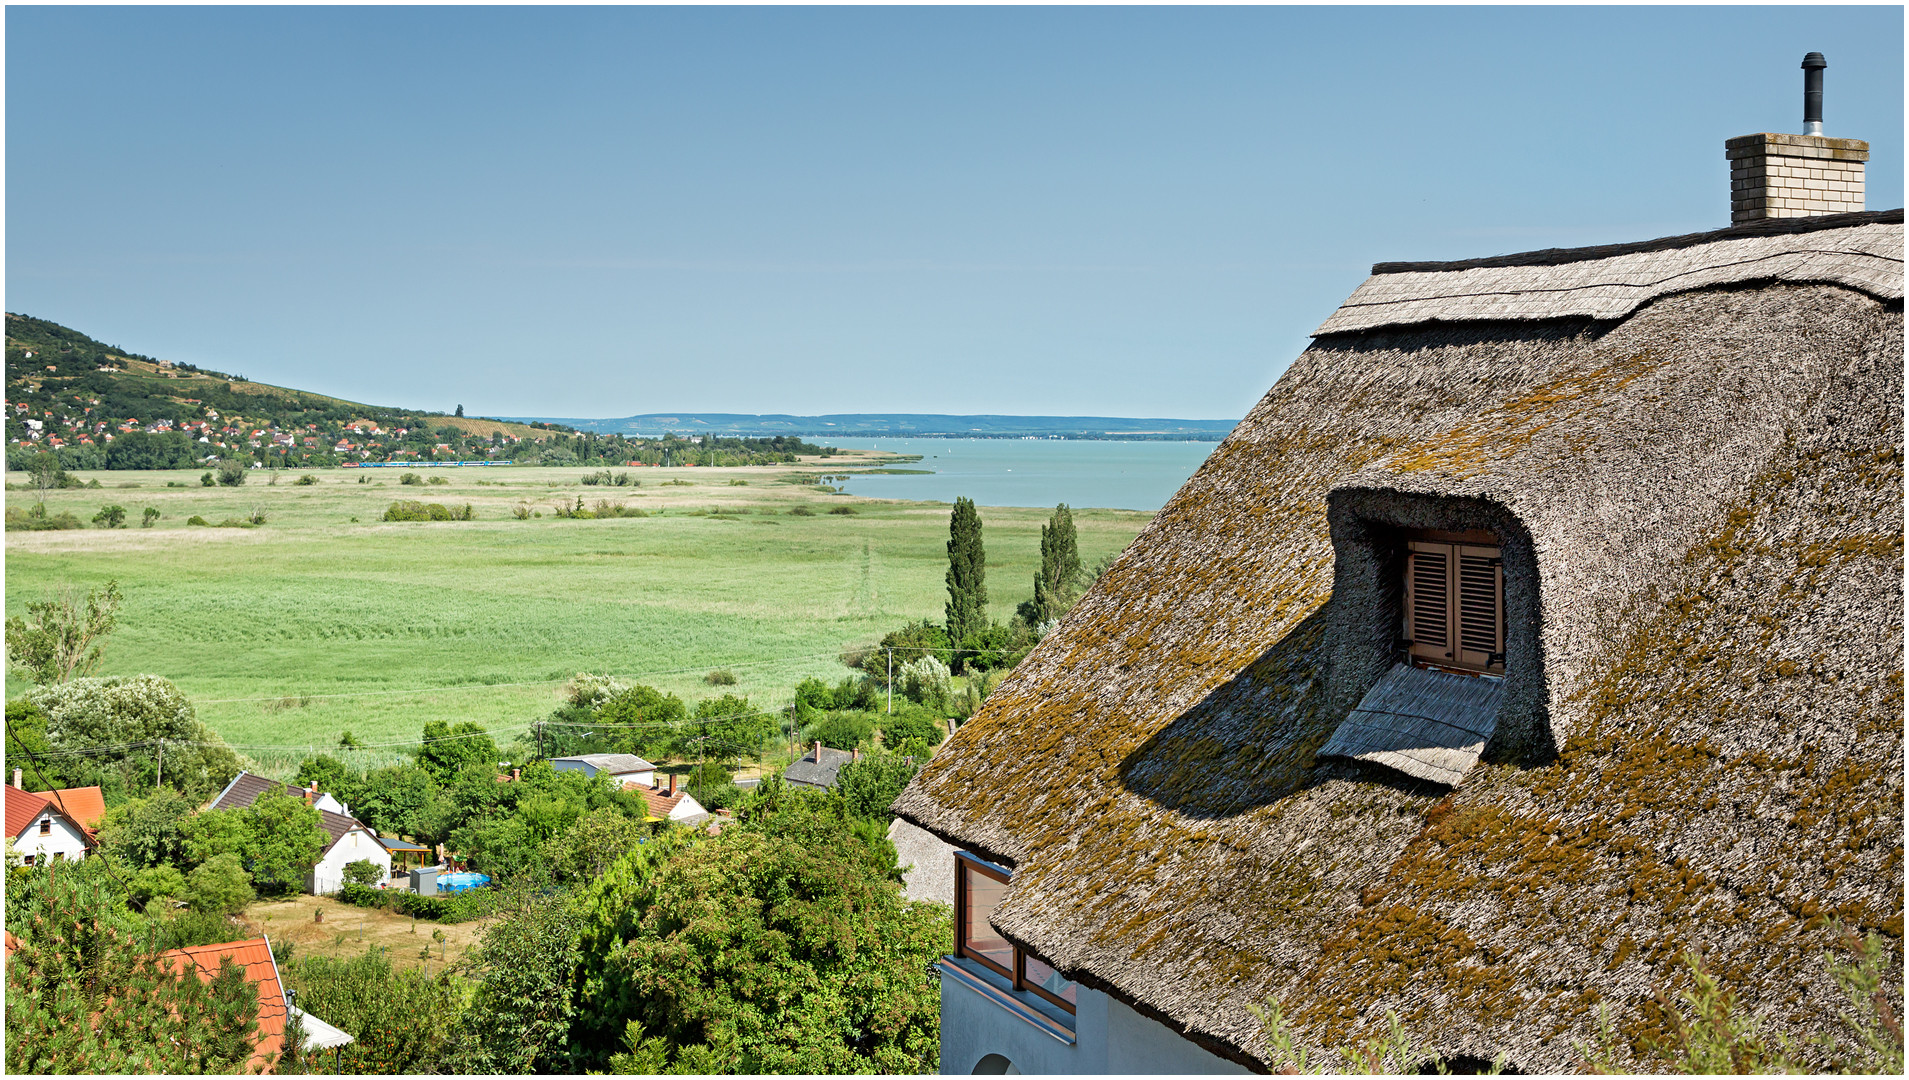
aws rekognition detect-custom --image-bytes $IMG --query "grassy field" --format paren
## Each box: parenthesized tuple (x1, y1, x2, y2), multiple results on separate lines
(5, 460, 1150, 760)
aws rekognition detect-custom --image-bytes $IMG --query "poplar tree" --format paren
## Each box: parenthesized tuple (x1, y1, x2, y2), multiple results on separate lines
(1031, 503, 1081, 624)
(944, 497, 988, 643)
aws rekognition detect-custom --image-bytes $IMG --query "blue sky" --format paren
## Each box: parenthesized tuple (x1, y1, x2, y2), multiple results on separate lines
(7, 6, 1901, 420)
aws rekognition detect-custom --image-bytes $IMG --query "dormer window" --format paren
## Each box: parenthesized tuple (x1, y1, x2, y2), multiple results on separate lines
(1404, 530, 1504, 675)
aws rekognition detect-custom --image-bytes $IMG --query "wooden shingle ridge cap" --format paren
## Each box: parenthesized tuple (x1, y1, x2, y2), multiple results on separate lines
(1371, 209, 1902, 275)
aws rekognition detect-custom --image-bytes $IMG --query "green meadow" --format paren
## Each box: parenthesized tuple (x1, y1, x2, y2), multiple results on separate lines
(5, 462, 1149, 761)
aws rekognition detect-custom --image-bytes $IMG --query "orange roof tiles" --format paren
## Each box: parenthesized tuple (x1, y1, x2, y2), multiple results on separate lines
(159, 938, 288, 1072)
(5, 787, 52, 839)
(30, 787, 105, 832)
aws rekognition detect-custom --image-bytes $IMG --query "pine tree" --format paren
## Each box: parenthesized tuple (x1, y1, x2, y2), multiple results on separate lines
(1031, 503, 1081, 624)
(944, 497, 988, 643)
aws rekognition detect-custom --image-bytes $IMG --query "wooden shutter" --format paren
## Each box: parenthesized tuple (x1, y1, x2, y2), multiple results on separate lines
(1404, 539, 1504, 673)
(1455, 544, 1504, 672)
(1405, 541, 1453, 666)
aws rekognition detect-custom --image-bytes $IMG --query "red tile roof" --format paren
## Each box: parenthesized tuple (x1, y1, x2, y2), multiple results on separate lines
(159, 938, 288, 1072)
(5, 788, 52, 840)
(29, 787, 105, 832)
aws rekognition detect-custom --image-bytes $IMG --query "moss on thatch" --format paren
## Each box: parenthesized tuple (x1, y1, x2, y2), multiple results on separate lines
(894, 217, 1903, 1072)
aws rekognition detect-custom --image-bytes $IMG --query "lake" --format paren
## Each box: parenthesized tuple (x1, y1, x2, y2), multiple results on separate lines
(824, 437, 1222, 512)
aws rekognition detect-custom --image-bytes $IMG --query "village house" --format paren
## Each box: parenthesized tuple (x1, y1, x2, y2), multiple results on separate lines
(627, 773, 709, 826)
(780, 741, 860, 792)
(896, 69, 1901, 1074)
(209, 773, 392, 894)
(5, 782, 94, 867)
(551, 752, 658, 787)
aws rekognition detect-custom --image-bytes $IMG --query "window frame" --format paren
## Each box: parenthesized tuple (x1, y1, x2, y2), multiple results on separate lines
(954, 852, 1078, 1015)
(1402, 528, 1504, 676)
(39, 817, 52, 836)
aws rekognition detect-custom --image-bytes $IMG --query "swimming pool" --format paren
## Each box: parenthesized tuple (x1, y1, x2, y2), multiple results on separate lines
(437, 871, 491, 894)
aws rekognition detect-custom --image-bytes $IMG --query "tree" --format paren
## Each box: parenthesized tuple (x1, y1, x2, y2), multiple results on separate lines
(538, 808, 646, 886)
(215, 458, 247, 486)
(6, 868, 267, 1073)
(241, 790, 327, 897)
(25, 674, 242, 802)
(97, 789, 196, 870)
(460, 887, 584, 1073)
(284, 950, 467, 1074)
(5, 580, 123, 686)
(293, 754, 352, 796)
(187, 853, 255, 914)
(945, 497, 988, 644)
(91, 504, 128, 528)
(835, 752, 923, 824)
(568, 787, 946, 1073)
(130, 865, 188, 911)
(897, 654, 951, 708)
(414, 721, 499, 785)
(141, 507, 160, 527)
(455, 405, 464, 417)
(1029, 502, 1082, 624)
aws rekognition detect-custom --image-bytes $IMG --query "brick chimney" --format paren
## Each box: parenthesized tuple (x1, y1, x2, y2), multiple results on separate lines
(668, 773, 678, 797)
(813, 740, 823, 762)
(10, 768, 21, 789)
(1727, 53, 1866, 223)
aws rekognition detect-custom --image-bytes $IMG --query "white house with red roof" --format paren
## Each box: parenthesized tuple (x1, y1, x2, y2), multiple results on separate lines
(5, 783, 93, 867)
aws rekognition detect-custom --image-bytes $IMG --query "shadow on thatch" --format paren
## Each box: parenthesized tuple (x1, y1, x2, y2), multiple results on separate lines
(1116, 606, 1445, 819)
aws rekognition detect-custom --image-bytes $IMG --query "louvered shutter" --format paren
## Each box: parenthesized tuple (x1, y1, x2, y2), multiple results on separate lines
(1454, 544, 1504, 672)
(1405, 541, 1454, 666)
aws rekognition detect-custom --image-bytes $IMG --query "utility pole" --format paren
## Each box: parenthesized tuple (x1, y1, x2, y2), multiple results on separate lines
(886, 646, 893, 715)
(535, 722, 544, 761)
(155, 739, 163, 790)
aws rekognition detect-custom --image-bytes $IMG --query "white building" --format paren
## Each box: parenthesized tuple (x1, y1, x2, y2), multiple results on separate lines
(6, 786, 93, 867)
(209, 772, 390, 893)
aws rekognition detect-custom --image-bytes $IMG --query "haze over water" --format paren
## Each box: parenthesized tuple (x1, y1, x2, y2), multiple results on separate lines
(827, 437, 1221, 512)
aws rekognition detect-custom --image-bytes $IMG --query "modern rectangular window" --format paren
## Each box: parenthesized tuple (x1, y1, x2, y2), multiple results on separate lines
(954, 853, 1078, 1014)
(1405, 532, 1504, 674)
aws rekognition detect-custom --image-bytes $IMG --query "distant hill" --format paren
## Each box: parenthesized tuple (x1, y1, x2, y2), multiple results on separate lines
(5, 313, 562, 470)
(505, 413, 1240, 440)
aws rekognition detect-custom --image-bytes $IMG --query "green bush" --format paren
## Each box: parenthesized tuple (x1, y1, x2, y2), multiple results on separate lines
(5, 506, 84, 530)
(788, 505, 815, 516)
(879, 710, 945, 753)
(427, 476, 449, 486)
(92, 504, 128, 528)
(141, 507, 161, 527)
(803, 711, 876, 752)
(400, 472, 422, 486)
(188, 853, 255, 914)
(200, 471, 215, 487)
(186, 515, 211, 526)
(294, 474, 318, 486)
(215, 459, 247, 486)
(828, 505, 857, 515)
(704, 669, 738, 686)
(383, 501, 475, 522)
(342, 859, 384, 887)
(336, 881, 490, 923)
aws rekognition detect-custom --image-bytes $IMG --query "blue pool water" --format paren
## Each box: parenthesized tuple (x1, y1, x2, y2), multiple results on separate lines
(438, 872, 490, 893)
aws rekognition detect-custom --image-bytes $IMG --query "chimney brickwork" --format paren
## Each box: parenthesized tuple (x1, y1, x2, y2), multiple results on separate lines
(1726, 133, 1868, 223)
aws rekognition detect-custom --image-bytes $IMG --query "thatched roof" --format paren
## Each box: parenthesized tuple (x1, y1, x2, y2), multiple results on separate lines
(894, 211, 1903, 1071)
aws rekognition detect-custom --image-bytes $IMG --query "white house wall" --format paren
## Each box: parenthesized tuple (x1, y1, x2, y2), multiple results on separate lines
(306, 830, 393, 894)
(13, 816, 90, 865)
(939, 978, 1247, 1075)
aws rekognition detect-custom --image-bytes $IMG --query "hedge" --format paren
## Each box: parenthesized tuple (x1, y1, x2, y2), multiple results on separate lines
(335, 882, 491, 923)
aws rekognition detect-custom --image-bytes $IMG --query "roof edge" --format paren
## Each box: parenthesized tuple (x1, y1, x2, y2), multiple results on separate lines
(889, 807, 1019, 872)
(1372, 208, 1902, 275)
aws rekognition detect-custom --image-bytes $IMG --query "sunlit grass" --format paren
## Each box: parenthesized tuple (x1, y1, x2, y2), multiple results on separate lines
(6, 465, 1148, 748)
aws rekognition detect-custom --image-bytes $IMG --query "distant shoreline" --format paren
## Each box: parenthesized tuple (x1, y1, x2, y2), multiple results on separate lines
(500, 412, 1240, 441)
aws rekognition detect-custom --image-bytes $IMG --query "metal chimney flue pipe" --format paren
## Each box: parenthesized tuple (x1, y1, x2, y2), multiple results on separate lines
(1802, 52, 1827, 136)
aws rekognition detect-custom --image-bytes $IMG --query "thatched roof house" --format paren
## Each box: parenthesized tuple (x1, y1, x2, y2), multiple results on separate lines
(896, 208, 1902, 1071)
